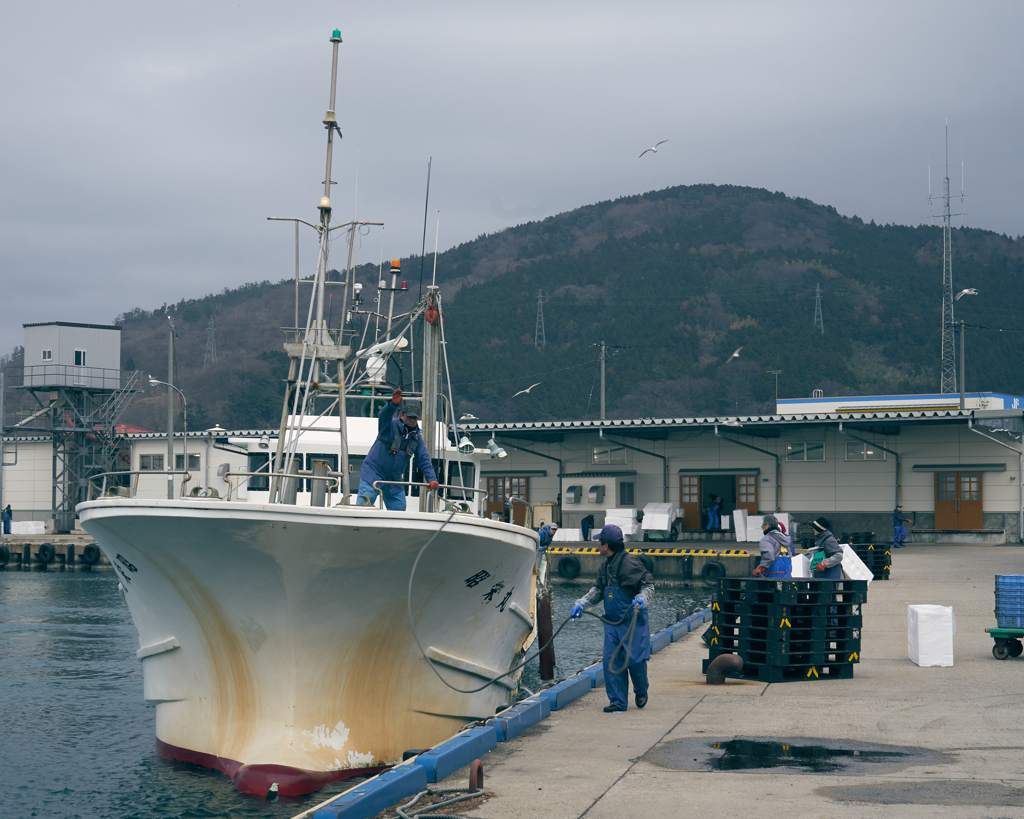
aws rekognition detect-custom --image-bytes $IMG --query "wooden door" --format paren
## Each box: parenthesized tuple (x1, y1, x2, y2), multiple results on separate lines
(934, 471, 983, 529)
(736, 474, 758, 516)
(679, 475, 701, 529)
(485, 476, 529, 524)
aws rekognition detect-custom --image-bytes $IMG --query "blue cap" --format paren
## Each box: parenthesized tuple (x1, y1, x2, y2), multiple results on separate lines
(598, 524, 623, 544)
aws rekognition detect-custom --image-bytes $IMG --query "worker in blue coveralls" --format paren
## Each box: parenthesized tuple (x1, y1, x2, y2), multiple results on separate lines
(892, 504, 914, 548)
(570, 524, 655, 713)
(536, 522, 559, 551)
(357, 388, 439, 511)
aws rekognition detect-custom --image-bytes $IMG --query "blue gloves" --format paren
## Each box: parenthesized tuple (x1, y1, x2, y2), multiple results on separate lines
(570, 604, 584, 620)
(633, 595, 645, 610)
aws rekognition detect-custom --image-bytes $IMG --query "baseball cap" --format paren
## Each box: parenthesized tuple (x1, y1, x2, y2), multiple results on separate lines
(598, 524, 623, 544)
(401, 400, 422, 418)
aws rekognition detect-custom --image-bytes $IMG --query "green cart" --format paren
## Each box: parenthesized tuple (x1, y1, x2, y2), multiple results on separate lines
(985, 627, 1024, 660)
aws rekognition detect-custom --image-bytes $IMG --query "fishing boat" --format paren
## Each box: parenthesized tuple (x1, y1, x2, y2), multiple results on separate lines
(77, 30, 539, 797)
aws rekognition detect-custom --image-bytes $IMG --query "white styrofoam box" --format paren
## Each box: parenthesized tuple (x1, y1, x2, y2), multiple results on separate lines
(605, 508, 636, 521)
(732, 510, 748, 541)
(720, 517, 730, 529)
(642, 503, 680, 530)
(840, 544, 873, 585)
(552, 528, 581, 542)
(747, 526, 763, 543)
(747, 515, 764, 531)
(791, 554, 811, 578)
(908, 605, 956, 667)
(624, 531, 643, 542)
(11, 521, 45, 535)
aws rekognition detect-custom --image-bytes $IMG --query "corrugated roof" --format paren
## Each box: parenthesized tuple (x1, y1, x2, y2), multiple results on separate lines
(463, 408, 974, 433)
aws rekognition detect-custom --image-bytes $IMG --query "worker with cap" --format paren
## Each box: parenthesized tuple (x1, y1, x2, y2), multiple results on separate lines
(809, 517, 844, 579)
(892, 504, 914, 548)
(536, 521, 559, 551)
(752, 513, 792, 578)
(570, 524, 655, 712)
(357, 388, 439, 511)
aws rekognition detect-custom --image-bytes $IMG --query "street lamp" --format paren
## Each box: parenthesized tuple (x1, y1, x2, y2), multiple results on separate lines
(953, 290, 979, 409)
(149, 376, 188, 493)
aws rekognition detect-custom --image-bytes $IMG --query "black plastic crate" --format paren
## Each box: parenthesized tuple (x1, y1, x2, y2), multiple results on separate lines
(709, 647, 861, 667)
(713, 634, 861, 656)
(702, 656, 856, 682)
(708, 624, 861, 643)
(714, 611, 864, 631)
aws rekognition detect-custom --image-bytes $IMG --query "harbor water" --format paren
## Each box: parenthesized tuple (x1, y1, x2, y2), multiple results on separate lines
(0, 567, 711, 819)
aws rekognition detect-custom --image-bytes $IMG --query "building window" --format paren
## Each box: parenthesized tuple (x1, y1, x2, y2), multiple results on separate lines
(619, 481, 635, 506)
(592, 445, 626, 465)
(74, 350, 87, 366)
(787, 442, 824, 461)
(175, 454, 201, 470)
(41, 349, 52, 361)
(845, 440, 885, 461)
(140, 454, 164, 471)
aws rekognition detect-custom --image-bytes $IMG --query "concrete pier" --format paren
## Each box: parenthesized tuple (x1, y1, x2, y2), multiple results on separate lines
(433, 543, 1024, 817)
(0, 534, 107, 567)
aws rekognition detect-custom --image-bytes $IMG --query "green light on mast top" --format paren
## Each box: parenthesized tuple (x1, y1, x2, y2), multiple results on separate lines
(331, 29, 342, 41)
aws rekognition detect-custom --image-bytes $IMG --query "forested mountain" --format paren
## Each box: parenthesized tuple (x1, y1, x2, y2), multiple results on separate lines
(83, 183, 1024, 431)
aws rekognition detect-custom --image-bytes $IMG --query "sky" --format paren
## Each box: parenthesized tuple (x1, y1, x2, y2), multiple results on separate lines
(2, 1, 1022, 359)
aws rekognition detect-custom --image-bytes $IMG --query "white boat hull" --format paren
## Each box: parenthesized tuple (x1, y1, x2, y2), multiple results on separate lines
(78, 499, 538, 795)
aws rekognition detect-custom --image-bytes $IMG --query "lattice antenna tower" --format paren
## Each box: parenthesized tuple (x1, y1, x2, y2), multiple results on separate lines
(813, 283, 824, 334)
(534, 289, 546, 348)
(204, 318, 217, 368)
(930, 122, 966, 393)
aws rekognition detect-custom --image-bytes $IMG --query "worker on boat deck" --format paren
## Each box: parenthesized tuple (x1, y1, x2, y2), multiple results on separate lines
(570, 524, 655, 713)
(357, 389, 439, 511)
(536, 521, 559, 551)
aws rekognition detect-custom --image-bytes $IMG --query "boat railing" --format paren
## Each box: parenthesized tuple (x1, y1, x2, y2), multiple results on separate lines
(85, 469, 195, 500)
(370, 480, 486, 514)
(222, 469, 341, 502)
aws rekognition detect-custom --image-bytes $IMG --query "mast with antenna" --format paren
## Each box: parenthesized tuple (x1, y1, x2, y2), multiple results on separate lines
(813, 284, 824, 335)
(931, 121, 965, 394)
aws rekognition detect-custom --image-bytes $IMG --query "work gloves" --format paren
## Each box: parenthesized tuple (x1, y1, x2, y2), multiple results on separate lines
(815, 561, 829, 572)
(391, 388, 403, 405)
(752, 566, 766, 577)
(633, 596, 645, 610)
(570, 604, 584, 620)
(428, 480, 440, 491)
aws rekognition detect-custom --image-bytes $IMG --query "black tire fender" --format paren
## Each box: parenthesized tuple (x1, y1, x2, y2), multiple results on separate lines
(557, 555, 581, 579)
(0, 544, 9, 566)
(37, 543, 56, 564)
(81, 545, 101, 565)
(702, 560, 726, 582)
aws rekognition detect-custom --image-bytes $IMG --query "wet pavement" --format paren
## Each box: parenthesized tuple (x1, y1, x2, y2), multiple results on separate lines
(439, 544, 1024, 817)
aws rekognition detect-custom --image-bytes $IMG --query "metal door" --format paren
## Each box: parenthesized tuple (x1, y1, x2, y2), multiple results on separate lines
(934, 472, 958, 529)
(486, 476, 529, 525)
(678, 474, 701, 529)
(958, 471, 983, 529)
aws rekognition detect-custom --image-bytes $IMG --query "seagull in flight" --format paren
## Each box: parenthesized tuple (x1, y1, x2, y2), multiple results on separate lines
(512, 382, 542, 398)
(727, 347, 743, 362)
(639, 140, 668, 158)
(459, 413, 478, 421)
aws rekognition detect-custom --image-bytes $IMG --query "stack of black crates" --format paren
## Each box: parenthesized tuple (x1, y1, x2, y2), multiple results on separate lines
(841, 531, 891, 580)
(702, 578, 868, 682)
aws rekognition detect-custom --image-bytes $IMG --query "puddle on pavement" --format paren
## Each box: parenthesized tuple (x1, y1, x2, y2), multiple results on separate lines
(644, 737, 951, 775)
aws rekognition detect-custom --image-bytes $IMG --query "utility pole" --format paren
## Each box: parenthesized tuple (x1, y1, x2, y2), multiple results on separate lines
(166, 317, 175, 500)
(813, 284, 824, 334)
(767, 370, 782, 408)
(535, 290, 546, 348)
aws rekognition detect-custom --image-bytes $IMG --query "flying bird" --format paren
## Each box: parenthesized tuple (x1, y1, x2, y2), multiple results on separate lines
(727, 347, 743, 362)
(512, 382, 542, 398)
(459, 413, 478, 421)
(639, 140, 668, 158)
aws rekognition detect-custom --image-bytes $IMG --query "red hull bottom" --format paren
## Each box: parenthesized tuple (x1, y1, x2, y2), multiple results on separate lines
(155, 738, 388, 796)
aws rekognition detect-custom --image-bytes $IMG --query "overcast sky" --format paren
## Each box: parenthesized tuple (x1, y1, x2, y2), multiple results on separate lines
(2, 1, 1022, 359)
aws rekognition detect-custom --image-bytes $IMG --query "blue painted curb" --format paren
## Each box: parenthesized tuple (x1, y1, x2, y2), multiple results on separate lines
(669, 620, 690, 641)
(581, 662, 604, 688)
(487, 696, 549, 741)
(412, 726, 497, 783)
(650, 628, 672, 654)
(311, 764, 427, 819)
(539, 674, 591, 710)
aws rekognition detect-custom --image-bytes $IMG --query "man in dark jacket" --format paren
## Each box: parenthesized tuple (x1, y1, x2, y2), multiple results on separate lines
(892, 504, 914, 548)
(570, 524, 655, 713)
(811, 517, 844, 579)
(357, 388, 439, 511)
(536, 522, 559, 551)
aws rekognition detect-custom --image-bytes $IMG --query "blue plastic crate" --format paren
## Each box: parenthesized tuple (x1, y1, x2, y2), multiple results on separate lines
(995, 611, 1024, 629)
